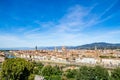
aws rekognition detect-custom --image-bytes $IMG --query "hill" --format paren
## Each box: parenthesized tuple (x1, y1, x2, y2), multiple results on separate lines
(76, 42, 120, 49)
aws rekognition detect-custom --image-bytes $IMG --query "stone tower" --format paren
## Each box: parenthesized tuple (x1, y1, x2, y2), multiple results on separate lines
(35, 46, 37, 51)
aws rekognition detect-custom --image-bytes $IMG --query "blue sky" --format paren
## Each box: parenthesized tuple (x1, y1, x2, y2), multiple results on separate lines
(0, 0, 120, 48)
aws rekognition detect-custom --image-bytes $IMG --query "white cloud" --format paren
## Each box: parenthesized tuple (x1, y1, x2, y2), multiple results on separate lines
(53, 4, 115, 34)
(23, 4, 117, 46)
(56, 5, 94, 32)
(0, 2, 119, 48)
(24, 28, 41, 35)
(98, 0, 118, 19)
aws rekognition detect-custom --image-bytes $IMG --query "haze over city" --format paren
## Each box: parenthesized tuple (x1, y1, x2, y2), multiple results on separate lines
(0, 0, 120, 48)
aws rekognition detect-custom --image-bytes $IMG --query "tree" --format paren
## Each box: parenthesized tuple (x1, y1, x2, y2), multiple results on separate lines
(41, 65, 53, 76)
(41, 65, 62, 80)
(1, 58, 34, 80)
(76, 66, 109, 80)
(33, 62, 44, 75)
(76, 66, 94, 80)
(93, 66, 109, 80)
(111, 67, 120, 80)
(41, 65, 62, 76)
(63, 69, 77, 79)
(52, 65, 62, 75)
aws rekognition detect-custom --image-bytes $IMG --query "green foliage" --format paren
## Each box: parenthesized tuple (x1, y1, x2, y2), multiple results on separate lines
(76, 66, 109, 80)
(33, 62, 44, 75)
(52, 65, 62, 75)
(1, 58, 34, 80)
(93, 66, 109, 80)
(41, 65, 62, 80)
(44, 75, 61, 80)
(111, 67, 120, 80)
(41, 65, 53, 76)
(76, 66, 94, 80)
(2, 58, 119, 80)
(64, 69, 77, 79)
(41, 65, 62, 76)
(28, 74, 35, 80)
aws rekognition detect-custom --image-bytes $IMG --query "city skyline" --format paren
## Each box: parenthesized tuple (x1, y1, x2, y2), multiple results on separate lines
(0, 0, 120, 48)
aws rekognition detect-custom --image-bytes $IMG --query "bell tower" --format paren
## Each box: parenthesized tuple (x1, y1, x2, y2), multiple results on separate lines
(35, 46, 38, 51)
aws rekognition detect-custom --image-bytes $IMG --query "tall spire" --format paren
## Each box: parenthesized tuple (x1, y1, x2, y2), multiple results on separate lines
(35, 46, 37, 51)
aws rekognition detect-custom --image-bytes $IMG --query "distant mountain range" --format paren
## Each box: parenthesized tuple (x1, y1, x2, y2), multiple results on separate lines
(76, 42, 120, 49)
(0, 42, 120, 50)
